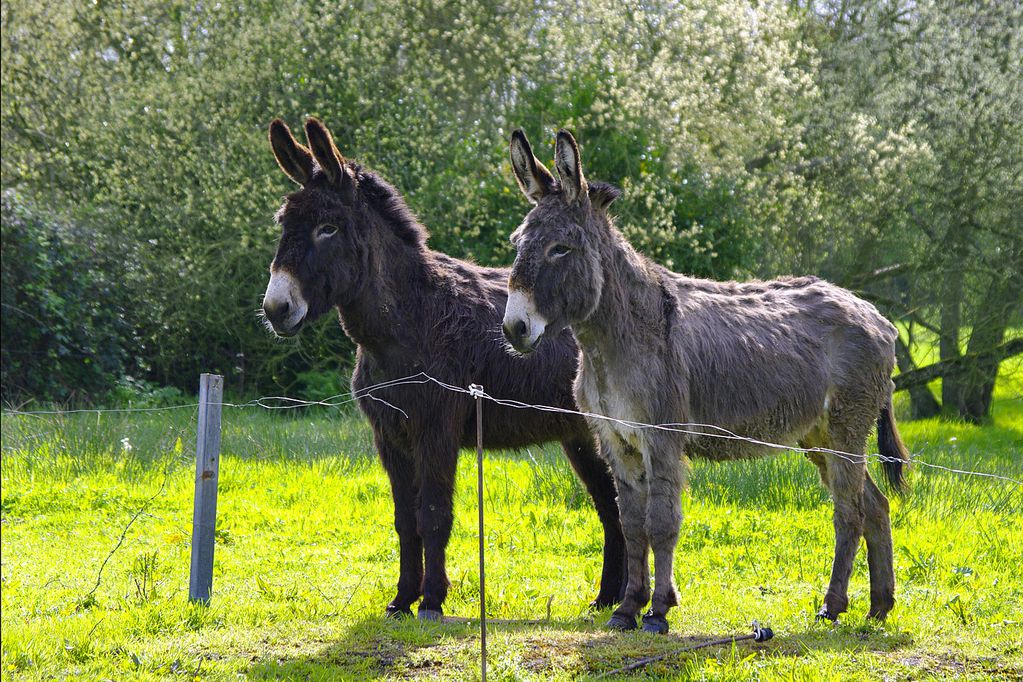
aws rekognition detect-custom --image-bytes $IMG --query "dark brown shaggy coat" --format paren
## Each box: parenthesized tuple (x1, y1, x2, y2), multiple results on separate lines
(261, 118, 625, 618)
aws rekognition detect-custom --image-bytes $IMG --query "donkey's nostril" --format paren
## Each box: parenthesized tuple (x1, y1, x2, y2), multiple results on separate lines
(503, 318, 529, 345)
(503, 319, 527, 341)
(263, 298, 290, 322)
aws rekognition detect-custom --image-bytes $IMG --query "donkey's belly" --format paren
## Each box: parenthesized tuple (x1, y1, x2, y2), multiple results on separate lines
(576, 350, 821, 463)
(459, 402, 587, 450)
(686, 400, 824, 461)
(686, 432, 795, 461)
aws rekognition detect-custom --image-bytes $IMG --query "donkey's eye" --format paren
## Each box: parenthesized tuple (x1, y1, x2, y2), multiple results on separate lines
(547, 243, 573, 259)
(316, 223, 339, 239)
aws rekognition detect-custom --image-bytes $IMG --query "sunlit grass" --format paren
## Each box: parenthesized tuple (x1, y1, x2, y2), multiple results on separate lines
(2, 362, 1021, 680)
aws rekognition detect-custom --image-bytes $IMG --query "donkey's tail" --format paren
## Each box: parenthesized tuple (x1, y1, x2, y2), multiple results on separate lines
(877, 394, 910, 494)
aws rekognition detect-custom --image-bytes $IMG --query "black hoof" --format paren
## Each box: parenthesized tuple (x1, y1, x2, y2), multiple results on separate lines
(606, 613, 638, 631)
(589, 596, 618, 611)
(641, 612, 669, 634)
(385, 603, 413, 619)
(816, 606, 838, 623)
(418, 607, 443, 622)
(868, 598, 893, 621)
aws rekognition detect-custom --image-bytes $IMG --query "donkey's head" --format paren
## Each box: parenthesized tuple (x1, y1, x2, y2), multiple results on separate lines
(262, 118, 367, 336)
(502, 129, 621, 353)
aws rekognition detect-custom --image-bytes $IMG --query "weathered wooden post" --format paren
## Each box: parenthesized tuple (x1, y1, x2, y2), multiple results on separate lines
(189, 373, 223, 604)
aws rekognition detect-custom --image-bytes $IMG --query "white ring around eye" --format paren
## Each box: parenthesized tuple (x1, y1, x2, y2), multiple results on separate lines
(547, 243, 572, 259)
(316, 223, 339, 239)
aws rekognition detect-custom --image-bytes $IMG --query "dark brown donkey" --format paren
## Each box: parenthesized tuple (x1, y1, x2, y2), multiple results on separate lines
(503, 129, 910, 633)
(260, 118, 625, 620)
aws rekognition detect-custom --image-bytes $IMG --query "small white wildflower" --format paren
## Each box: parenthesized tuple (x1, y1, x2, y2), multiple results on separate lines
(121, 437, 133, 452)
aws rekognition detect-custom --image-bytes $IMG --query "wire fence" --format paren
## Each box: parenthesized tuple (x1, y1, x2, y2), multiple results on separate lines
(3, 371, 1020, 486)
(1, 369, 1018, 679)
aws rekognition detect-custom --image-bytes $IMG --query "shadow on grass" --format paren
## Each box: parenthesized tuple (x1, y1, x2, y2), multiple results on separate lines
(575, 625, 915, 679)
(245, 612, 915, 680)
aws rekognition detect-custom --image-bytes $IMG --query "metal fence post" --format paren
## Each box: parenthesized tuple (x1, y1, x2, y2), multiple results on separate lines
(472, 384, 487, 682)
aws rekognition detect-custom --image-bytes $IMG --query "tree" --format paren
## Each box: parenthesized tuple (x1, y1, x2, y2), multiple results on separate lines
(2, 0, 812, 400)
(756, 0, 1022, 422)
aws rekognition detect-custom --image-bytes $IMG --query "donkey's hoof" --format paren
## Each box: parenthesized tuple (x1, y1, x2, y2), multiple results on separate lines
(816, 606, 838, 623)
(589, 594, 620, 611)
(417, 607, 444, 622)
(606, 613, 638, 631)
(867, 597, 894, 621)
(867, 606, 891, 622)
(385, 603, 413, 619)
(641, 612, 669, 634)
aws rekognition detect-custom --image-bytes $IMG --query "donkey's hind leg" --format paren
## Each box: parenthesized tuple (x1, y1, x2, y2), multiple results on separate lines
(820, 452, 866, 620)
(560, 435, 626, 608)
(810, 421, 867, 617)
(803, 414, 869, 622)
(862, 473, 895, 619)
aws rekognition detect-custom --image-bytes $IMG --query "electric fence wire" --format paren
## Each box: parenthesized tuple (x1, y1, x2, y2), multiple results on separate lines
(4, 371, 1019, 485)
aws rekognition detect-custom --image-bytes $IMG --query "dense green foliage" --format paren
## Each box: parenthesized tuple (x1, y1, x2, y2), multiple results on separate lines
(1, 360, 1020, 679)
(1, 0, 1020, 413)
(0, 191, 135, 399)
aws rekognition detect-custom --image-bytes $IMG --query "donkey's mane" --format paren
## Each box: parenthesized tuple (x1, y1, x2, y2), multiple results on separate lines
(352, 164, 428, 248)
(279, 163, 429, 249)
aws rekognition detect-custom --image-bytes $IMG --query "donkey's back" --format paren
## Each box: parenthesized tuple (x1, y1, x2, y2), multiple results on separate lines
(671, 272, 898, 459)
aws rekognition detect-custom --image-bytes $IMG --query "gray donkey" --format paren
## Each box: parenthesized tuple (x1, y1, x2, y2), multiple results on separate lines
(501, 129, 910, 633)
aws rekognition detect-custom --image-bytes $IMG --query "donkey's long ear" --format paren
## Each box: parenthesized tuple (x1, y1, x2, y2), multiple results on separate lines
(304, 117, 357, 202)
(269, 119, 314, 186)
(554, 130, 587, 203)
(510, 129, 556, 204)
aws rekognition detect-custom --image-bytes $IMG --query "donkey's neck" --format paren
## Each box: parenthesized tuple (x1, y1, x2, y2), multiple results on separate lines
(334, 230, 434, 352)
(572, 227, 664, 359)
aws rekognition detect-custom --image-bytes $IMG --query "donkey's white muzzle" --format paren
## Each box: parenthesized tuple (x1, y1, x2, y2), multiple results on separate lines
(262, 268, 309, 336)
(502, 289, 548, 354)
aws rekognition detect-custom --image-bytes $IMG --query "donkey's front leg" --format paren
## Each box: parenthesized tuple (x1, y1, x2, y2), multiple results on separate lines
(416, 433, 460, 621)
(605, 440, 650, 631)
(378, 436, 423, 618)
(641, 439, 685, 634)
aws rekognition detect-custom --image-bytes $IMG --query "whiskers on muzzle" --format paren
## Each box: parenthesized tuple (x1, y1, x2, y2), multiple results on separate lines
(255, 308, 297, 342)
(486, 325, 535, 358)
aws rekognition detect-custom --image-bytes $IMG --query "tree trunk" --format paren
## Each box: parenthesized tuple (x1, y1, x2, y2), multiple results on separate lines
(958, 275, 1022, 423)
(939, 265, 962, 412)
(894, 335, 941, 419)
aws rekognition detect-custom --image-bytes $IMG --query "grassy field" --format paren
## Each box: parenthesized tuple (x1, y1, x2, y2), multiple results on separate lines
(2, 366, 1021, 680)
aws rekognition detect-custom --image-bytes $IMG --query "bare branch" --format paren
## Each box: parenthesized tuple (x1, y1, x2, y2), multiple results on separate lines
(893, 338, 1023, 391)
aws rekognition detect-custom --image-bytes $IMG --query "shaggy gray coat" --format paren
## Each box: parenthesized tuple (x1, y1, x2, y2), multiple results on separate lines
(503, 129, 909, 632)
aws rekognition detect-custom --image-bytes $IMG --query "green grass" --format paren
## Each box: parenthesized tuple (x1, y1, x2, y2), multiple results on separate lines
(2, 367, 1021, 681)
